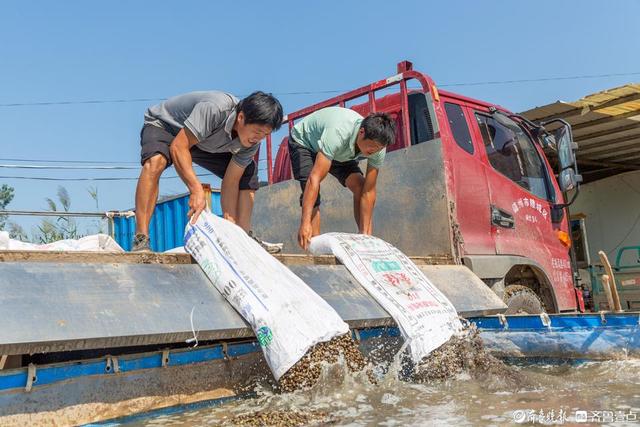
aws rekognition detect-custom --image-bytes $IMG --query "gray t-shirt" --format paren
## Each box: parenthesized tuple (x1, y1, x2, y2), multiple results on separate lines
(144, 91, 258, 167)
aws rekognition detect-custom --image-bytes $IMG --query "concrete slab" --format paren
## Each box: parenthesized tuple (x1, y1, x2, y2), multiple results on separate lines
(0, 260, 505, 355)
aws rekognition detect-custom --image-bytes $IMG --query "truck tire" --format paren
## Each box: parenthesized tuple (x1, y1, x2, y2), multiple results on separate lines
(503, 285, 545, 314)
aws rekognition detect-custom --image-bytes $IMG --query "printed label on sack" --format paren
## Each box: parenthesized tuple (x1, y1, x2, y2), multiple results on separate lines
(338, 236, 457, 327)
(310, 232, 462, 362)
(256, 326, 274, 347)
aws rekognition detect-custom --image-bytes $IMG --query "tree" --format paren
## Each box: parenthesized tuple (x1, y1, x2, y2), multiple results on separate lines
(87, 185, 105, 234)
(0, 184, 15, 231)
(3, 185, 104, 243)
(36, 186, 80, 243)
(8, 222, 27, 241)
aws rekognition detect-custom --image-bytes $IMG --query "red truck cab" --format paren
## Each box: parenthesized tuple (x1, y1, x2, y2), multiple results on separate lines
(437, 90, 580, 312)
(258, 61, 583, 313)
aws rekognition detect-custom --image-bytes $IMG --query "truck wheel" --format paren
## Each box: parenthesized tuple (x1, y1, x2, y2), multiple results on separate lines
(503, 285, 545, 314)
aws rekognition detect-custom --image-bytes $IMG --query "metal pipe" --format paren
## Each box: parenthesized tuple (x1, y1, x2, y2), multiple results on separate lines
(368, 92, 377, 113)
(264, 62, 440, 183)
(266, 134, 273, 185)
(399, 79, 411, 148)
(283, 69, 433, 124)
(0, 210, 135, 218)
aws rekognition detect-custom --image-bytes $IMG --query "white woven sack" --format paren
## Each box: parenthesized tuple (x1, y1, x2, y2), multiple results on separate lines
(184, 211, 349, 380)
(310, 232, 462, 363)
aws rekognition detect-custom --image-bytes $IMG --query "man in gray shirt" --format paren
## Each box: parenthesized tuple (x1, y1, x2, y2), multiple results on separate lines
(133, 91, 283, 252)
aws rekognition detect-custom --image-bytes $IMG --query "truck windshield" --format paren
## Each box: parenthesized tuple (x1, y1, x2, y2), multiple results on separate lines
(476, 113, 551, 201)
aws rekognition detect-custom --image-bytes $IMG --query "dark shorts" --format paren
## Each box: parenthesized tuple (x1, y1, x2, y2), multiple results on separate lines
(288, 136, 363, 207)
(140, 124, 258, 191)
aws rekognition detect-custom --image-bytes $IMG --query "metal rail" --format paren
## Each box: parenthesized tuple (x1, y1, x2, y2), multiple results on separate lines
(0, 210, 134, 218)
(259, 61, 439, 184)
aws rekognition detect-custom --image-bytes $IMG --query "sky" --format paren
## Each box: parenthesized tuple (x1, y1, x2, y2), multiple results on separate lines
(1, 0, 639, 237)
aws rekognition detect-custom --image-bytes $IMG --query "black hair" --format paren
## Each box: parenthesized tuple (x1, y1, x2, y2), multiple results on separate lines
(360, 113, 396, 146)
(236, 91, 284, 131)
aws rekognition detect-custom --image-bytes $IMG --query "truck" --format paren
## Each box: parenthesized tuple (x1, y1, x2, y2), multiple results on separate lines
(0, 61, 618, 426)
(252, 60, 584, 314)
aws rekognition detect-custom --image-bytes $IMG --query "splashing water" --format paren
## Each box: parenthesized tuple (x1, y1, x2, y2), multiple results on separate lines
(125, 335, 640, 426)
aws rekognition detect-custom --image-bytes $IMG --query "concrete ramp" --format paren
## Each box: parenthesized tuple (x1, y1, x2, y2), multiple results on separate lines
(0, 252, 505, 355)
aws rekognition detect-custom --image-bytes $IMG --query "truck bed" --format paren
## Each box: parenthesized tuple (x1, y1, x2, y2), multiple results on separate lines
(0, 250, 505, 355)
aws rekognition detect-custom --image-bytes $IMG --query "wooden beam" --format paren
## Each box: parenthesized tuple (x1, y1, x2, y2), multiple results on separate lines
(581, 167, 620, 175)
(601, 275, 615, 311)
(0, 250, 455, 266)
(579, 135, 640, 156)
(273, 253, 454, 266)
(581, 170, 626, 184)
(599, 251, 623, 312)
(272, 254, 340, 265)
(0, 251, 195, 264)
(571, 110, 640, 131)
(577, 158, 640, 171)
(534, 92, 640, 123)
(574, 122, 640, 142)
(590, 147, 640, 162)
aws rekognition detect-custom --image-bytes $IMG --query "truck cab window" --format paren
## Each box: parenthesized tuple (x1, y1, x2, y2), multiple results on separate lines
(408, 93, 435, 145)
(444, 102, 473, 154)
(476, 113, 550, 200)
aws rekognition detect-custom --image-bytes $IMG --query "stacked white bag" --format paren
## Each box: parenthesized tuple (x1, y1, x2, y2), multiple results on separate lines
(184, 211, 349, 380)
(310, 232, 462, 364)
(0, 231, 123, 252)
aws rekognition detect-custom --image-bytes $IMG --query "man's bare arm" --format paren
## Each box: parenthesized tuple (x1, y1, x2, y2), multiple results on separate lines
(298, 152, 332, 250)
(170, 128, 206, 222)
(359, 166, 379, 235)
(221, 161, 245, 224)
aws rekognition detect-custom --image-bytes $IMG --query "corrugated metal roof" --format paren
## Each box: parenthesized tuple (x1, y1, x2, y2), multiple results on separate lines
(521, 84, 640, 183)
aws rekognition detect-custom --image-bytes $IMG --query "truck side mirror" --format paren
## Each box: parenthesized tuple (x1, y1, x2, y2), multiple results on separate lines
(555, 125, 578, 171)
(559, 168, 580, 192)
(555, 125, 583, 193)
(540, 133, 557, 150)
(541, 120, 582, 206)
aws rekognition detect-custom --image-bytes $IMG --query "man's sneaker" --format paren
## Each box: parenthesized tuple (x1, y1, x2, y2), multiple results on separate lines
(132, 233, 152, 252)
(248, 231, 283, 254)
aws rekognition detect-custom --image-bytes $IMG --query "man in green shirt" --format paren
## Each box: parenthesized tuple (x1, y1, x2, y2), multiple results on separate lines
(288, 107, 396, 250)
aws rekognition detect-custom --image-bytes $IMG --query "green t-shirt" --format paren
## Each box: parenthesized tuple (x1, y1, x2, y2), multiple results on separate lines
(290, 107, 385, 169)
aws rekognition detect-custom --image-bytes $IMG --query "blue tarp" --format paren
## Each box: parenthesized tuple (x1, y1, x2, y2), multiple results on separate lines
(470, 313, 640, 359)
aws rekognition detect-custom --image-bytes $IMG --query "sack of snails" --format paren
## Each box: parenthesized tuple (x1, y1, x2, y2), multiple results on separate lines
(310, 232, 462, 364)
(184, 211, 349, 381)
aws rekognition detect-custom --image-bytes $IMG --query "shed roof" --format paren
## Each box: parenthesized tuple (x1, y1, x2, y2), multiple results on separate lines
(521, 84, 640, 183)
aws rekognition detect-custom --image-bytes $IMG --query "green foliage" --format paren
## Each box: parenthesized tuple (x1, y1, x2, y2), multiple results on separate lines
(8, 222, 27, 241)
(87, 185, 105, 234)
(87, 185, 99, 208)
(2, 185, 106, 243)
(0, 184, 15, 231)
(35, 186, 80, 243)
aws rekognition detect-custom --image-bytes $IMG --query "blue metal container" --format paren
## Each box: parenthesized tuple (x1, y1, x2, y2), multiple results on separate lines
(113, 189, 222, 252)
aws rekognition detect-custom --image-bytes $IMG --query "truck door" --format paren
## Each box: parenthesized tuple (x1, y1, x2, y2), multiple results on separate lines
(440, 98, 494, 255)
(471, 111, 576, 309)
